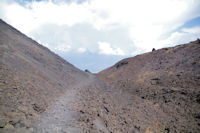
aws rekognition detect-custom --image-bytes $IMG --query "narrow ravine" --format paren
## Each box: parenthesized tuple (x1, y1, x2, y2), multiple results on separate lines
(33, 74, 96, 133)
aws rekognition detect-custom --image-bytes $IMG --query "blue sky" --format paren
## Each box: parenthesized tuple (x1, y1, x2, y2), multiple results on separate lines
(0, 0, 200, 72)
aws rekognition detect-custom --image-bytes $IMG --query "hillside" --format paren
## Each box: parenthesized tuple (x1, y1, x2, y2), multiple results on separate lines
(98, 39, 200, 132)
(0, 19, 158, 133)
(1, 18, 200, 133)
(0, 19, 92, 132)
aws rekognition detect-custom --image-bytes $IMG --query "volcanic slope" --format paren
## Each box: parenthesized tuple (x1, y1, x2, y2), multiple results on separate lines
(0, 19, 98, 133)
(98, 39, 200, 132)
(0, 19, 161, 133)
(1, 19, 200, 133)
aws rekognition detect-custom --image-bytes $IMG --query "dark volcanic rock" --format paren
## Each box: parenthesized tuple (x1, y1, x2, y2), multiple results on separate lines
(115, 61, 128, 69)
(32, 103, 46, 113)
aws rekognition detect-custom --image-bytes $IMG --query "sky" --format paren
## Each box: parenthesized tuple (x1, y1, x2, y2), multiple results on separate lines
(0, 0, 200, 72)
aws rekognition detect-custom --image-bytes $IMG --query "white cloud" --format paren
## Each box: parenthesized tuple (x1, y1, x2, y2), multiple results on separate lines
(163, 26, 200, 46)
(0, 0, 200, 54)
(77, 47, 86, 53)
(91, 0, 200, 51)
(98, 42, 125, 55)
(95, 0, 200, 51)
(1, 0, 93, 33)
(54, 44, 71, 52)
(28, 24, 73, 52)
(131, 48, 146, 56)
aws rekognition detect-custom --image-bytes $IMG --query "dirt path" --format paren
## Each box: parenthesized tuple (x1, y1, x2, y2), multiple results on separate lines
(33, 74, 96, 133)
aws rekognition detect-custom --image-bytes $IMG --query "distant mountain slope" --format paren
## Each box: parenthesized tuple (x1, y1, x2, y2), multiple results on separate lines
(98, 40, 200, 132)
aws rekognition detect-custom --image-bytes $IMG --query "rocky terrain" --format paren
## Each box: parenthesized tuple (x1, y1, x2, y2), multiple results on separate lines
(0, 19, 90, 133)
(98, 39, 200, 132)
(0, 19, 200, 133)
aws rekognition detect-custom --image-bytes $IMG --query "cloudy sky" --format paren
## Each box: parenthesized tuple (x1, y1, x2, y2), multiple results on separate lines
(0, 0, 200, 72)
